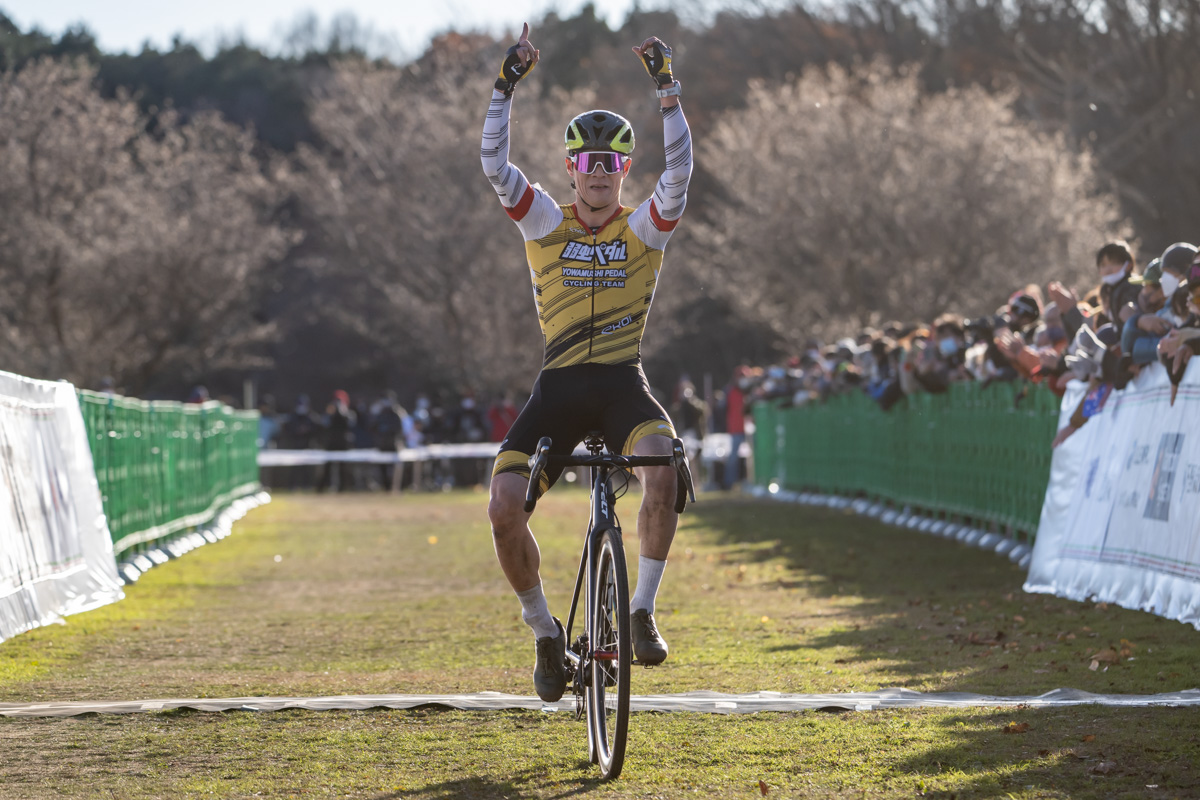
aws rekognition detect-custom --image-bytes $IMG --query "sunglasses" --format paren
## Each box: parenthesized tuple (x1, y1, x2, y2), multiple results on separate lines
(570, 151, 627, 174)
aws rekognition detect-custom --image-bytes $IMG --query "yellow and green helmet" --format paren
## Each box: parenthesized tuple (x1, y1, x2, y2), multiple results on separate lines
(564, 109, 635, 155)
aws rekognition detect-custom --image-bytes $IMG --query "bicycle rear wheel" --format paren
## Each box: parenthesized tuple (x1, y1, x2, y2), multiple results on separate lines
(587, 527, 631, 779)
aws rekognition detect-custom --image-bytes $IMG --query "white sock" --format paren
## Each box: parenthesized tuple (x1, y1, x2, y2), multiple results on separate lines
(516, 583, 559, 639)
(630, 556, 667, 614)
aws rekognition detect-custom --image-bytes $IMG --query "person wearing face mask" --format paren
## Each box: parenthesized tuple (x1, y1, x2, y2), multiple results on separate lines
(1112, 243, 1195, 383)
(1152, 241, 1190, 307)
(912, 314, 967, 394)
(1093, 240, 1142, 336)
(1156, 242, 1196, 327)
(1158, 260, 1200, 403)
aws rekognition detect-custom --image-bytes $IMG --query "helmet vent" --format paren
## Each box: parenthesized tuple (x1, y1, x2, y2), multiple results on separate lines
(564, 109, 635, 155)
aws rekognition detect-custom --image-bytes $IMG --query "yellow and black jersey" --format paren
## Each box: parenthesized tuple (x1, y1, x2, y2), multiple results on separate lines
(482, 93, 692, 370)
(519, 202, 665, 369)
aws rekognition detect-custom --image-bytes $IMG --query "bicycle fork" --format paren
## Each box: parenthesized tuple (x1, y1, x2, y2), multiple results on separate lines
(564, 468, 621, 741)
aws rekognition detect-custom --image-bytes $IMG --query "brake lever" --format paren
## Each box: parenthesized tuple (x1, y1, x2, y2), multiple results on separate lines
(524, 436, 553, 513)
(671, 438, 697, 513)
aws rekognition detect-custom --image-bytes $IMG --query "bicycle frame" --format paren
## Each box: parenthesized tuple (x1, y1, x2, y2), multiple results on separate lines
(522, 432, 696, 774)
(561, 458, 621, 694)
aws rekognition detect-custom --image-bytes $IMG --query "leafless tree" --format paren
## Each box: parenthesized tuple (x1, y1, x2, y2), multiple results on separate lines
(685, 61, 1126, 347)
(294, 38, 608, 395)
(1006, 0, 1200, 243)
(0, 59, 294, 392)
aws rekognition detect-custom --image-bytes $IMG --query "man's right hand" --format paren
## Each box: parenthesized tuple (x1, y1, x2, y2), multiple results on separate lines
(496, 23, 539, 96)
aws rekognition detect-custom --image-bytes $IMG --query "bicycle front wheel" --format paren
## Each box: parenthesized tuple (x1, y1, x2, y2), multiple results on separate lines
(587, 527, 631, 779)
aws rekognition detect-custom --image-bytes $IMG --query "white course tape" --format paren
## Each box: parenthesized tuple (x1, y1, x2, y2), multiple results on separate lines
(2, 687, 1198, 718)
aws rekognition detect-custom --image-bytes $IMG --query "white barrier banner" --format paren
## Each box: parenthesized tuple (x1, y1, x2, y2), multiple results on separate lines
(0, 371, 123, 642)
(1025, 360, 1200, 628)
(256, 435, 747, 467)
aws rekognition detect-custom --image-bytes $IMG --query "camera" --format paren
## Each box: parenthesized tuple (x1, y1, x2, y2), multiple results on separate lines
(964, 312, 1016, 344)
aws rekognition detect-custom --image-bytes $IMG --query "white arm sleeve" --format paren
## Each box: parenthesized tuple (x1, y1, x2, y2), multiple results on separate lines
(481, 89, 563, 241)
(629, 103, 693, 250)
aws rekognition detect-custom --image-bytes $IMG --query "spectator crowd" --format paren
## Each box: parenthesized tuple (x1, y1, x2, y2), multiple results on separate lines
(725, 239, 1200, 450)
(253, 238, 1200, 494)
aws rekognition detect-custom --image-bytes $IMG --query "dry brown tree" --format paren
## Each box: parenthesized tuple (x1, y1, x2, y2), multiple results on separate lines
(683, 61, 1127, 347)
(294, 39, 606, 395)
(0, 58, 294, 393)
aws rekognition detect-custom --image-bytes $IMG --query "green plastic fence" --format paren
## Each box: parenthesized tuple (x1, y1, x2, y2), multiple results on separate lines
(77, 391, 261, 556)
(751, 382, 1061, 539)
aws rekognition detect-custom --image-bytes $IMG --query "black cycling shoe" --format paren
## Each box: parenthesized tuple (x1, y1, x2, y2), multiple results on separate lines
(630, 608, 668, 665)
(533, 617, 568, 702)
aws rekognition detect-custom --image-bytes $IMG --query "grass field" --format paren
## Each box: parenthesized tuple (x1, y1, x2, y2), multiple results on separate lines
(2, 488, 1200, 799)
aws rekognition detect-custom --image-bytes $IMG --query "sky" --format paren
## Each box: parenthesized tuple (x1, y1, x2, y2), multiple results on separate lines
(0, 0, 647, 60)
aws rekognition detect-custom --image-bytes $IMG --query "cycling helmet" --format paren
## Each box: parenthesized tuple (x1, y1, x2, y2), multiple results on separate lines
(564, 109, 635, 155)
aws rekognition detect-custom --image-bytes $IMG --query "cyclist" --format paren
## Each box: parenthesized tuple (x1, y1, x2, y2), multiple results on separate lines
(480, 23, 693, 702)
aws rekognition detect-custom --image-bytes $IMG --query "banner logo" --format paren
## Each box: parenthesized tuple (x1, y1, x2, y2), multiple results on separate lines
(1144, 433, 1185, 521)
(1184, 464, 1200, 495)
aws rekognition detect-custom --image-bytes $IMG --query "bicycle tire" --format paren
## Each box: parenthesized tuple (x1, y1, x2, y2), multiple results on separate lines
(586, 527, 631, 779)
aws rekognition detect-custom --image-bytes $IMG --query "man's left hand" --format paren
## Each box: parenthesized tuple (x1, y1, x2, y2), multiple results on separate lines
(633, 37, 674, 87)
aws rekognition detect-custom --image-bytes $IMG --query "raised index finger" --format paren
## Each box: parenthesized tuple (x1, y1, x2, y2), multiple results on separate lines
(519, 22, 530, 43)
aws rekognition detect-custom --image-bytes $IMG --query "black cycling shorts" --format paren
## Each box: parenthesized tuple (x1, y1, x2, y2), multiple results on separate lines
(492, 363, 677, 496)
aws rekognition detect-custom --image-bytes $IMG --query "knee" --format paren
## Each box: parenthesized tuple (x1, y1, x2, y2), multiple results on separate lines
(639, 466, 677, 513)
(488, 482, 528, 538)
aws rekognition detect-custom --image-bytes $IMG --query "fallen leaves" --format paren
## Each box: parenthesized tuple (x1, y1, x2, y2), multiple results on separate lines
(1087, 647, 1121, 671)
(1002, 722, 1031, 734)
(758, 779, 769, 795)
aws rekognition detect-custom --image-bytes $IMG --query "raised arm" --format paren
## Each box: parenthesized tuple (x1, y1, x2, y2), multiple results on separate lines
(481, 24, 561, 239)
(629, 37, 693, 250)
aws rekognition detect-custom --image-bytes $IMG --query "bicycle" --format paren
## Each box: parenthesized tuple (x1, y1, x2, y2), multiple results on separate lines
(523, 432, 696, 779)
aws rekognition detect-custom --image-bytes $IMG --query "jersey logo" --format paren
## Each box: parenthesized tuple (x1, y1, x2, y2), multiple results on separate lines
(560, 239, 628, 266)
(562, 266, 627, 288)
(600, 314, 634, 335)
